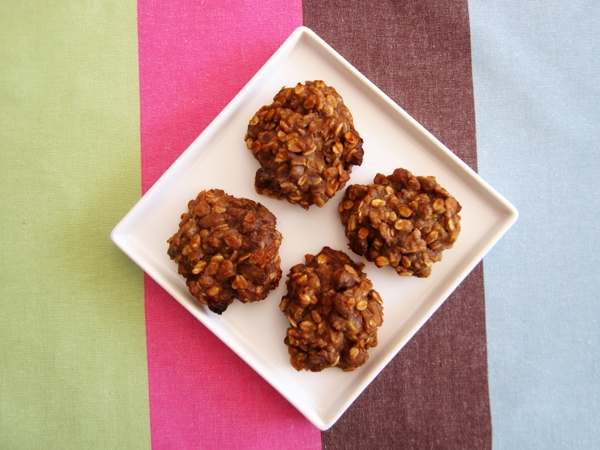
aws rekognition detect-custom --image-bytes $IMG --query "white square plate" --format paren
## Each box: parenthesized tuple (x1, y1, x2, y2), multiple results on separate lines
(111, 26, 517, 430)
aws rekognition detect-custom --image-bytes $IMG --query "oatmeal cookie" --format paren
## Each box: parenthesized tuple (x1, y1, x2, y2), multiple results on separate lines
(339, 168, 461, 278)
(167, 189, 282, 314)
(244, 80, 364, 209)
(280, 246, 383, 372)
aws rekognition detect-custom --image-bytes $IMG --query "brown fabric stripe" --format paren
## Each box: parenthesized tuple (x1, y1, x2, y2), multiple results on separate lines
(302, 1, 492, 448)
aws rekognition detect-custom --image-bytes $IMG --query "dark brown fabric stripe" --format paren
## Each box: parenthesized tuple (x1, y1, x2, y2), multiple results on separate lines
(302, 1, 492, 448)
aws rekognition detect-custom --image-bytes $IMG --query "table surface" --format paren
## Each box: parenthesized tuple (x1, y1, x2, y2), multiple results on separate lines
(1, 1, 598, 449)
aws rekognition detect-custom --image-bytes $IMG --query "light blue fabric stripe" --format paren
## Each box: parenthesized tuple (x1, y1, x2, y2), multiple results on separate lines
(468, 1, 600, 448)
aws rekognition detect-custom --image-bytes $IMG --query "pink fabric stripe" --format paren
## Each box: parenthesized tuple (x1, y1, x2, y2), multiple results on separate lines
(137, 2, 320, 448)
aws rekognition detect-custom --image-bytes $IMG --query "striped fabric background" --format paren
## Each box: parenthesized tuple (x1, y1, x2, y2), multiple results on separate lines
(1, 1, 598, 449)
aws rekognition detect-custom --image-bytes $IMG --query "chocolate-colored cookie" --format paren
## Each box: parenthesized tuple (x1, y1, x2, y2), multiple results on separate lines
(280, 246, 383, 372)
(167, 189, 282, 314)
(339, 168, 461, 278)
(245, 80, 363, 209)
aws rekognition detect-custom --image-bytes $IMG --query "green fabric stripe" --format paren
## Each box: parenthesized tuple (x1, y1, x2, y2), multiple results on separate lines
(0, 1, 150, 449)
